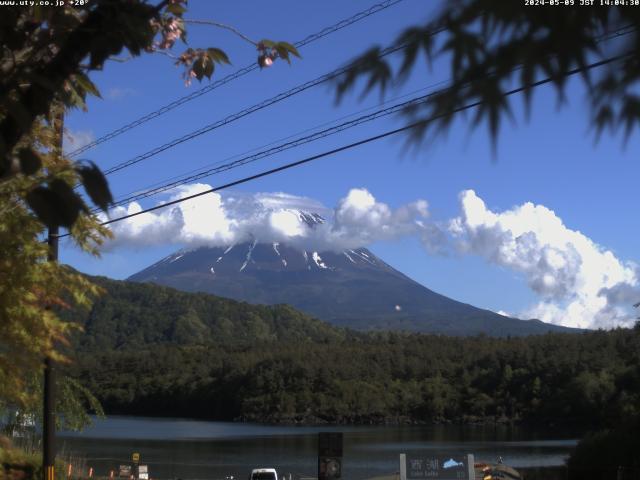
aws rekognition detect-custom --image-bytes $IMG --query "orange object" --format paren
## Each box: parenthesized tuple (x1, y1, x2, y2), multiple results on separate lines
(89, 468, 93, 478)
(67, 464, 72, 479)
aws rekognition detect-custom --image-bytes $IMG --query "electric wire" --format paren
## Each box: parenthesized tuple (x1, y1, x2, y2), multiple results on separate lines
(98, 42, 415, 177)
(113, 83, 441, 196)
(92, 22, 630, 180)
(66, 0, 405, 158)
(102, 24, 637, 210)
(102, 81, 450, 210)
(57, 52, 631, 241)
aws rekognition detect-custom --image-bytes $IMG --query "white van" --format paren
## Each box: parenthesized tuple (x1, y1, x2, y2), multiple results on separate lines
(249, 468, 278, 480)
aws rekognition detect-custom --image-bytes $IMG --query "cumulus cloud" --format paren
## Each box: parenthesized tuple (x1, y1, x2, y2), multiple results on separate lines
(102, 183, 638, 329)
(105, 87, 137, 100)
(103, 185, 430, 253)
(64, 129, 94, 152)
(329, 189, 429, 250)
(448, 190, 639, 329)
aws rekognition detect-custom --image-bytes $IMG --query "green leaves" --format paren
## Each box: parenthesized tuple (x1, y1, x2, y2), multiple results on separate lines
(189, 48, 231, 81)
(59, 73, 103, 112)
(207, 47, 230, 65)
(166, 2, 187, 17)
(74, 72, 102, 99)
(192, 53, 212, 80)
(333, 3, 640, 149)
(274, 41, 301, 64)
(17, 148, 42, 175)
(24, 162, 112, 229)
(257, 40, 301, 68)
(76, 160, 114, 212)
(25, 180, 86, 229)
(335, 47, 391, 103)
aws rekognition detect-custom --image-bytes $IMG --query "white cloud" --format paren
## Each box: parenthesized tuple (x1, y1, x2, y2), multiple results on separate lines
(101, 184, 639, 330)
(105, 87, 137, 100)
(103, 185, 430, 253)
(329, 189, 429, 250)
(64, 129, 94, 152)
(448, 190, 639, 329)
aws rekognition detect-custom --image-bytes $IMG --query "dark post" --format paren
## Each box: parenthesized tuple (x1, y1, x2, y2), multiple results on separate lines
(43, 355, 55, 480)
(43, 107, 63, 480)
(318, 432, 343, 480)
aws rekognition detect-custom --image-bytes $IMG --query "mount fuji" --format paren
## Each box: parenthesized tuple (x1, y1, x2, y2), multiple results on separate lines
(127, 209, 576, 336)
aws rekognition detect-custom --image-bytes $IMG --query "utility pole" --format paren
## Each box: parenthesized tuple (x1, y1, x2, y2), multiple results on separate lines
(43, 105, 63, 480)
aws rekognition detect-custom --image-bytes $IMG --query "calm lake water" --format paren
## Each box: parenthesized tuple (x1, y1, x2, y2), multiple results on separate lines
(59, 416, 580, 480)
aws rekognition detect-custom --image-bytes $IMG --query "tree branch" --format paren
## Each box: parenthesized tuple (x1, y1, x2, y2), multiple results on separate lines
(183, 19, 257, 46)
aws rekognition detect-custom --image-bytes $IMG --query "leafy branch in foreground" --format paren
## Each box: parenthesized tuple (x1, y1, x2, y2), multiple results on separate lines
(335, 2, 640, 148)
(1, 0, 300, 229)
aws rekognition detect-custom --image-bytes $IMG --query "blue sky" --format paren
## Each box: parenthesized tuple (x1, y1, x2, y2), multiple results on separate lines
(61, 0, 639, 329)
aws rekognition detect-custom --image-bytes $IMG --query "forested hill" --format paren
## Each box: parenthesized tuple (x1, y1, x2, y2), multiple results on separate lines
(69, 324, 640, 427)
(63, 275, 348, 351)
(63, 275, 640, 427)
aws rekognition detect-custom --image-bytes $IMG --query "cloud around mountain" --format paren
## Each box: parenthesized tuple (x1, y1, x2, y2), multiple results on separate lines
(448, 190, 639, 329)
(102, 184, 639, 329)
(103, 184, 430, 252)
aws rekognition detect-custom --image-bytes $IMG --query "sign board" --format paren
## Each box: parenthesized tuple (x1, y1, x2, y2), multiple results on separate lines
(318, 433, 343, 480)
(318, 432, 343, 457)
(118, 465, 131, 478)
(132, 453, 140, 463)
(138, 474, 149, 480)
(399, 454, 474, 480)
(138, 466, 148, 474)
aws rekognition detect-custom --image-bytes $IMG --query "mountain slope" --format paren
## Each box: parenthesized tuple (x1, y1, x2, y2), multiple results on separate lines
(128, 241, 577, 336)
(63, 275, 347, 351)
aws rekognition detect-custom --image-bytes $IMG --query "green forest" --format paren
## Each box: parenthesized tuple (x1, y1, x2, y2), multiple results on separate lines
(69, 329, 640, 426)
(53, 276, 640, 477)
(64, 278, 640, 428)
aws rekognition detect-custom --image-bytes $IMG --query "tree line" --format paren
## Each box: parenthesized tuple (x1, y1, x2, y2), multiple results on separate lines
(68, 324, 640, 428)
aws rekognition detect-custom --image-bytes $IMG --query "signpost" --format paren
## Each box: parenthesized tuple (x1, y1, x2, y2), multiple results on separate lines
(119, 465, 132, 478)
(318, 432, 343, 479)
(138, 465, 149, 480)
(399, 454, 474, 480)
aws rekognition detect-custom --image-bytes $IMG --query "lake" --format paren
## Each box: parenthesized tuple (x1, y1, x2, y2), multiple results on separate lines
(59, 416, 579, 480)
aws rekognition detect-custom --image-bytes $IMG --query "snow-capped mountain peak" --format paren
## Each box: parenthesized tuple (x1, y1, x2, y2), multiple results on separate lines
(128, 240, 577, 336)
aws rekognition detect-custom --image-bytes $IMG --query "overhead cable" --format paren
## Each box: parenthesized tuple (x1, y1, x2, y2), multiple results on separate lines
(56, 52, 629, 241)
(66, 0, 405, 157)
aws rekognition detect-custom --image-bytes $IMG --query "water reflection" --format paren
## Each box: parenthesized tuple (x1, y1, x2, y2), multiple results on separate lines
(59, 416, 579, 480)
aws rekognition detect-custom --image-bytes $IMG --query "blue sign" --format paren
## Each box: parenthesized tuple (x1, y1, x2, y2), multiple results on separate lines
(400, 454, 474, 480)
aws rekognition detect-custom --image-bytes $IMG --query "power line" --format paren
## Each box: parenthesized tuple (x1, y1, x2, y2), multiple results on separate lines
(112, 83, 441, 197)
(102, 25, 636, 209)
(99, 42, 413, 177)
(58, 52, 628, 241)
(66, 0, 404, 158)
(103, 82, 449, 210)
(93, 21, 628, 179)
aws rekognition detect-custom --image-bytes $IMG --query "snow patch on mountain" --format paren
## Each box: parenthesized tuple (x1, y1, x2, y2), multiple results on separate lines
(240, 239, 257, 272)
(343, 251, 356, 263)
(169, 253, 184, 263)
(312, 252, 328, 269)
